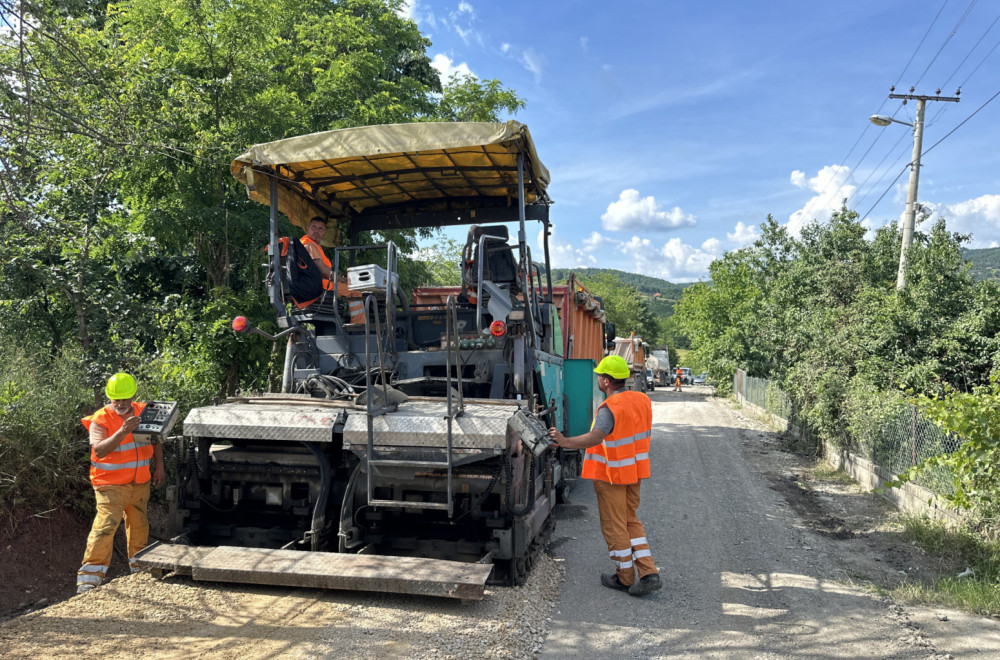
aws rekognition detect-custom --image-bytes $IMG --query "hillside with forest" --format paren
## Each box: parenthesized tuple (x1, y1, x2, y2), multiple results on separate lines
(549, 268, 689, 316)
(964, 247, 1000, 281)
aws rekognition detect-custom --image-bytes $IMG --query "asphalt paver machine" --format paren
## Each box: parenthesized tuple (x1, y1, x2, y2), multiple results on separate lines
(139, 122, 606, 600)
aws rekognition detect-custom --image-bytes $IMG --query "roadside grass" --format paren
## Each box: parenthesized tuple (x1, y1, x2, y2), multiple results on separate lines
(809, 463, 856, 484)
(892, 515, 1000, 616)
(0, 345, 95, 534)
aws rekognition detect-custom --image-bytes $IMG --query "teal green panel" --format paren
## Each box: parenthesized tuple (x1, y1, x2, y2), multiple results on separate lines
(550, 305, 563, 357)
(536, 360, 565, 433)
(564, 359, 600, 436)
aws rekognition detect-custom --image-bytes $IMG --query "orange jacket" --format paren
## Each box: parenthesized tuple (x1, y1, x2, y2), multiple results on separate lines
(81, 403, 151, 486)
(301, 236, 338, 291)
(581, 390, 652, 484)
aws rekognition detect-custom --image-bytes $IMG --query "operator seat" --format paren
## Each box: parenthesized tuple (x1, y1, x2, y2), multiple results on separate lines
(463, 225, 519, 292)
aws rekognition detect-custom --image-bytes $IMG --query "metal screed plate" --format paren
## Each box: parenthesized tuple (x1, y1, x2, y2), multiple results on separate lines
(183, 404, 340, 443)
(342, 400, 519, 450)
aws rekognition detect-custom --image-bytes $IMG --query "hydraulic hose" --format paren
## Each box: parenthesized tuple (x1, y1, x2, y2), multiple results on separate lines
(303, 441, 332, 551)
(476, 459, 506, 508)
(504, 452, 537, 517)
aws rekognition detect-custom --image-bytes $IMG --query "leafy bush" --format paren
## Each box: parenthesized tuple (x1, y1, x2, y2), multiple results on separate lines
(895, 384, 1000, 527)
(0, 345, 95, 530)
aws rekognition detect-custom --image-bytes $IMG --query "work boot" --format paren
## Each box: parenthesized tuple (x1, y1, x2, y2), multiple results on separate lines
(76, 584, 96, 595)
(600, 573, 631, 593)
(628, 573, 663, 597)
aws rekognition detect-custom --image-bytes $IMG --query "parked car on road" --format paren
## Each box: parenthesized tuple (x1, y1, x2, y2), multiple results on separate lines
(692, 373, 707, 385)
(645, 369, 655, 391)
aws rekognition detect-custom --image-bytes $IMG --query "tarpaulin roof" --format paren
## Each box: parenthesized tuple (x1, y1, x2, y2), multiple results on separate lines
(231, 121, 550, 244)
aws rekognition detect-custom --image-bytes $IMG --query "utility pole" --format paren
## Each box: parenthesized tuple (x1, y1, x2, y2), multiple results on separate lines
(882, 88, 960, 290)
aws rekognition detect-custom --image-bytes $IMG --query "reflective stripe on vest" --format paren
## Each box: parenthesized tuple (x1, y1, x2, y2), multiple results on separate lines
(581, 390, 652, 484)
(81, 402, 151, 486)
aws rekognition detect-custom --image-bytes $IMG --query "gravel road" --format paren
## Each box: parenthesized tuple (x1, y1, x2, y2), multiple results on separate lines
(4, 388, 1000, 659)
(542, 387, 1000, 659)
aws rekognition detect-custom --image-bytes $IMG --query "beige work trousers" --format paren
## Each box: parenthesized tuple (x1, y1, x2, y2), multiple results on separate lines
(593, 479, 658, 587)
(76, 481, 150, 590)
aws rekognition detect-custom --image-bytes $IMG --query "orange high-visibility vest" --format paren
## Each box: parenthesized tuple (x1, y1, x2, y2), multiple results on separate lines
(301, 236, 337, 291)
(581, 390, 652, 485)
(81, 403, 151, 486)
(301, 236, 366, 322)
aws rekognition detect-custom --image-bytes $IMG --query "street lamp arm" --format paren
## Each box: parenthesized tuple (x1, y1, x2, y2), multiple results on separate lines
(869, 114, 913, 128)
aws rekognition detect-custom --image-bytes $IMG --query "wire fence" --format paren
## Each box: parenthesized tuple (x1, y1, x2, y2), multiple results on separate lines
(733, 369, 960, 496)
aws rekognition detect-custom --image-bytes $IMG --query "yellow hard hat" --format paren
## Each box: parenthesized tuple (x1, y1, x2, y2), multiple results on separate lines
(594, 355, 631, 380)
(105, 372, 137, 400)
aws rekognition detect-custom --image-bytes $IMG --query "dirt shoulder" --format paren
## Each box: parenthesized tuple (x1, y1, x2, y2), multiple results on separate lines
(730, 399, 1000, 658)
(0, 509, 91, 622)
(731, 403, 963, 593)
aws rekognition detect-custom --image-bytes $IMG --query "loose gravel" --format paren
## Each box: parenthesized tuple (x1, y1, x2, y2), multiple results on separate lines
(0, 552, 564, 659)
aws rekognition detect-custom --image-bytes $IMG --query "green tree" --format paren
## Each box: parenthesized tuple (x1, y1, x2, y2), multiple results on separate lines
(582, 272, 658, 342)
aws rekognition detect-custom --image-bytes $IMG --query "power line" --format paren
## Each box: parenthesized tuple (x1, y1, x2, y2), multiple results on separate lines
(894, 0, 951, 89)
(940, 9, 1000, 90)
(807, 3, 950, 211)
(859, 87, 998, 221)
(850, 131, 910, 214)
(913, 0, 980, 88)
(922, 86, 1000, 157)
(959, 31, 1000, 87)
(861, 164, 909, 221)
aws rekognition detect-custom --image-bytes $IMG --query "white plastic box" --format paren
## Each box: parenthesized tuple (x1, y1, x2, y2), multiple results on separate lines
(347, 264, 397, 293)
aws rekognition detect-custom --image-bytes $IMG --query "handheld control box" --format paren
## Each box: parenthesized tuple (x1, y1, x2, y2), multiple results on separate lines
(134, 401, 179, 444)
(507, 409, 553, 457)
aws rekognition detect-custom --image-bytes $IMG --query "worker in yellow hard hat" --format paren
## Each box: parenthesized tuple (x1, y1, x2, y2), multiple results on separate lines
(76, 373, 164, 594)
(547, 355, 661, 597)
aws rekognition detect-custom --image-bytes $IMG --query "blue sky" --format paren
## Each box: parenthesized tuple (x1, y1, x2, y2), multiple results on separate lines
(402, 0, 1000, 282)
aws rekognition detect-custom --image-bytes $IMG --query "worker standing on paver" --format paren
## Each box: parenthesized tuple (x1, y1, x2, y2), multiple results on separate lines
(548, 355, 662, 596)
(76, 373, 164, 593)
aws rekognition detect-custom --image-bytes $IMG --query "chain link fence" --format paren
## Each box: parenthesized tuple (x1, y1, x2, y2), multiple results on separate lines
(733, 369, 960, 496)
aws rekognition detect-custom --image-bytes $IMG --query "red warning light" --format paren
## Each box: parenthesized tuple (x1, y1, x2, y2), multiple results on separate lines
(490, 320, 507, 337)
(232, 316, 249, 333)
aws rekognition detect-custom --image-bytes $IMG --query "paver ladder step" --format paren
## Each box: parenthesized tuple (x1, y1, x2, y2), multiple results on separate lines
(134, 543, 492, 600)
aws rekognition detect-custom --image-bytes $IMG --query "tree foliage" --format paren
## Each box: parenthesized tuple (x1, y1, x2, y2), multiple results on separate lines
(0, 0, 524, 525)
(895, 383, 1000, 523)
(676, 208, 1000, 438)
(578, 272, 659, 344)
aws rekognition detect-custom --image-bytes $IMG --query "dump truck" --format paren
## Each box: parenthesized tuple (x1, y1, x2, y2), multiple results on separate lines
(610, 333, 650, 392)
(138, 121, 608, 600)
(646, 349, 671, 387)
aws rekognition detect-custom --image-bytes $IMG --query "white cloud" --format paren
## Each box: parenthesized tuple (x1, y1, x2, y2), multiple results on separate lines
(601, 189, 697, 232)
(540, 225, 598, 269)
(787, 164, 856, 236)
(726, 221, 758, 246)
(542, 227, 720, 282)
(659, 237, 721, 279)
(501, 42, 511, 54)
(938, 194, 1000, 247)
(581, 231, 614, 252)
(520, 48, 544, 83)
(431, 53, 475, 81)
(396, 0, 416, 19)
(446, 2, 481, 46)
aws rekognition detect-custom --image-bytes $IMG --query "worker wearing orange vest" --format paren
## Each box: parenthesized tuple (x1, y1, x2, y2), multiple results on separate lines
(76, 373, 164, 594)
(548, 355, 662, 597)
(674, 366, 683, 392)
(301, 216, 365, 323)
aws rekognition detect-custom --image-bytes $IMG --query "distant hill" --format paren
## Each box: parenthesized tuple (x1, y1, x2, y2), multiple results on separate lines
(548, 268, 689, 317)
(964, 247, 1000, 281)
